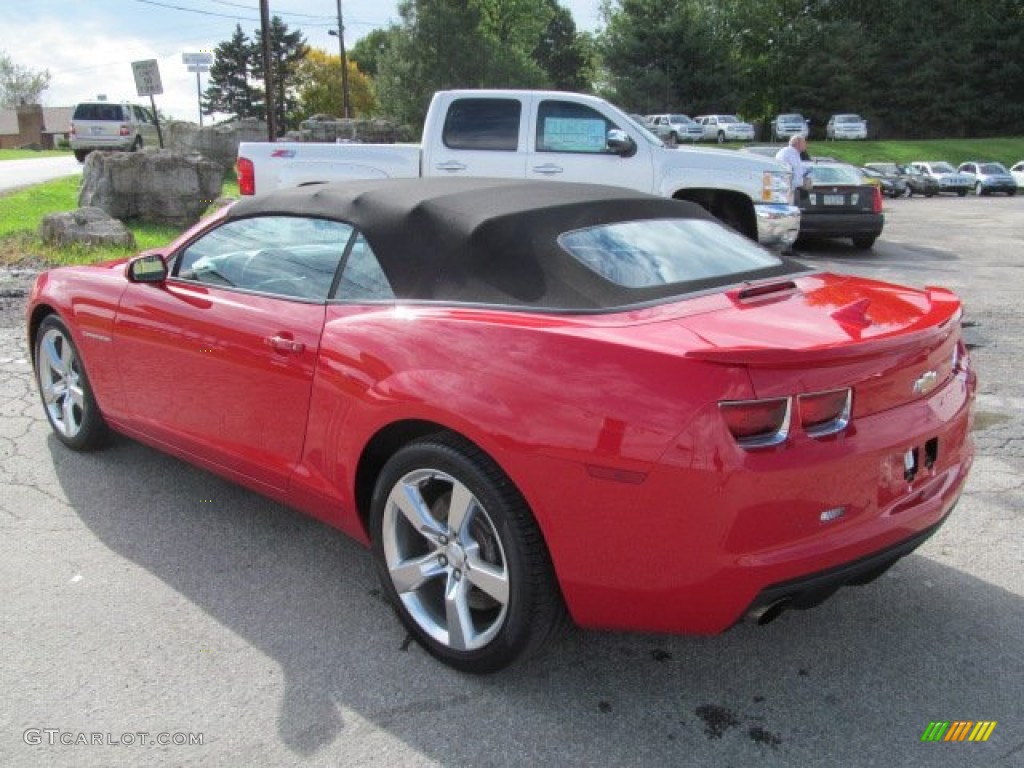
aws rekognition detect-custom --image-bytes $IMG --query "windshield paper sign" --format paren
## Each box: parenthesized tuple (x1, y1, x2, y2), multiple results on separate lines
(542, 118, 606, 152)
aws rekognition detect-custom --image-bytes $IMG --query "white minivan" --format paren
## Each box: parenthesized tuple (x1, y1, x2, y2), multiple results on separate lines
(70, 101, 160, 162)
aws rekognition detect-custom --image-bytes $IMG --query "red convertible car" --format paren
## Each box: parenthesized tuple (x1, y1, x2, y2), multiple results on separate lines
(27, 178, 975, 672)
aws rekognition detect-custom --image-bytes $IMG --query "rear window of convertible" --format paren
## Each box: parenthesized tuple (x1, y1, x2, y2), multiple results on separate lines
(558, 218, 782, 289)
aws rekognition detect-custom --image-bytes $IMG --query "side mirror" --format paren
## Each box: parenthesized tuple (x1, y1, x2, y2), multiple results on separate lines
(607, 129, 637, 158)
(127, 253, 168, 283)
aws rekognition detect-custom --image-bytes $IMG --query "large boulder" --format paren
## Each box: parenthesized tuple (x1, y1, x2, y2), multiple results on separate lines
(38, 207, 136, 248)
(78, 149, 224, 228)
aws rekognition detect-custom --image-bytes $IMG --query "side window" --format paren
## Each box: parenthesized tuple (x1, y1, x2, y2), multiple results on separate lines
(337, 234, 394, 301)
(536, 100, 616, 154)
(134, 106, 152, 124)
(175, 216, 352, 301)
(442, 98, 521, 151)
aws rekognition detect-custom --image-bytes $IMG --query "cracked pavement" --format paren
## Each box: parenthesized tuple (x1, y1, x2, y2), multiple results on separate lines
(1, 197, 1022, 767)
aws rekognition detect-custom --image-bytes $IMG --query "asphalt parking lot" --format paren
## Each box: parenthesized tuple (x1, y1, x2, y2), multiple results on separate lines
(1, 194, 1022, 767)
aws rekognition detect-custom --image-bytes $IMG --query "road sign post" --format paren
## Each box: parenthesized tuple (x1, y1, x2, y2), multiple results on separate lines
(182, 52, 214, 126)
(131, 59, 165, 148)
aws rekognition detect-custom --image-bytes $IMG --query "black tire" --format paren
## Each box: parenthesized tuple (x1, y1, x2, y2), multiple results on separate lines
(926, 190, 937, 198)
(852, 236, 877, 249)
(668, 132, 678, 147)
(976, 183, 985, 196)
(370, 433, 566, 673)
(130, 135, 142, 152)
(957, 189, 968, 197)
(1008, 189, 1017, 197)
(717, 131, 726, 144)
(73, 149, 88, 163)
(34, 315, 109, 451)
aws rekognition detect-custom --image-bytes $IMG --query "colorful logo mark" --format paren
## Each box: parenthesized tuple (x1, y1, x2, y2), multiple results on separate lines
(921, 721, 997, 742)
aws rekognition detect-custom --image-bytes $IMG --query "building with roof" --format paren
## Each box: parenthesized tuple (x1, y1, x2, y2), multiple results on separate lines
(0, 104, 74, 150)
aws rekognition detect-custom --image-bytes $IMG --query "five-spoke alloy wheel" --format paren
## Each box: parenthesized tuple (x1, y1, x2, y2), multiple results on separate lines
(35, 315, 107, 450)
(371, 435, 564, 672)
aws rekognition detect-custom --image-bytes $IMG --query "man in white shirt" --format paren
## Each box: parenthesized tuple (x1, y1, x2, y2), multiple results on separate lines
(775, 135, 809, 203)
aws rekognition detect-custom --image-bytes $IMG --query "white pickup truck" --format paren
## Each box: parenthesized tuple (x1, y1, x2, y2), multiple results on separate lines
(237, 89, 800, 247)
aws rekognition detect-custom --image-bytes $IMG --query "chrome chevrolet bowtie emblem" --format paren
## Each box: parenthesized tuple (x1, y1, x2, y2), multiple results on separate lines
(913, 370, 939, 395)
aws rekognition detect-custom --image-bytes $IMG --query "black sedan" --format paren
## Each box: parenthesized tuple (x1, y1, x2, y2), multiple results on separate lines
(797, 162, 884, 249)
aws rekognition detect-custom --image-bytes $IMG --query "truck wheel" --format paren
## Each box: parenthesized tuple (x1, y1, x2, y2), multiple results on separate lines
(668, 132, 678, 146)
(717, 131, 726, 144)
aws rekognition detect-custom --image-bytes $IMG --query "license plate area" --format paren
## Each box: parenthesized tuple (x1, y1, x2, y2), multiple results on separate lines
(904, 437, 939, 482)
(824, 194, 845, 205)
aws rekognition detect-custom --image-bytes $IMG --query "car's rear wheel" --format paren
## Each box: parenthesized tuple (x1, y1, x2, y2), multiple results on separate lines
(371, 434, 565, 673)
(668, 132, 678, 146)
(975, 182, 985, 196)
(852, 236, 877, 249)
(34, 315, 108, 451)
(957, 189, 968, 197)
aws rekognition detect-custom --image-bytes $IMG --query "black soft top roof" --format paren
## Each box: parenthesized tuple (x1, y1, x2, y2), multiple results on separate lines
(227, 178, 796, 310)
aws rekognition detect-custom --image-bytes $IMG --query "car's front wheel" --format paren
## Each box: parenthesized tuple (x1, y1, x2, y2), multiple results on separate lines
(371, 434, 565, 673)
(34, 315, 109, 450)
(717, 131, 726, 144)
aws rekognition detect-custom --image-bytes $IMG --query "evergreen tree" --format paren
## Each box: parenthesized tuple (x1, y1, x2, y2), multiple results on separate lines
(253, 15, 310, 134)
(202, 25, 262, 121)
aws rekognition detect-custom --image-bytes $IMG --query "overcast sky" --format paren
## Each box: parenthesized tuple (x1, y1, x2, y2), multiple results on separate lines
(4, 0, 604, 122)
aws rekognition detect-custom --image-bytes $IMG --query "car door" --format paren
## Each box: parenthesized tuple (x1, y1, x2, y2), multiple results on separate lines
(112, 215, 351, 490)
(134, 105, 159, 146)
(424, 95, 528, 178)
(526, 97, 654, 191)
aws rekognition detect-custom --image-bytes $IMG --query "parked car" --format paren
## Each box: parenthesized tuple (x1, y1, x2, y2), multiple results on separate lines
(957, 162, 1017, 196)
(69, 101, 160, 162)
(27, 177, 974, 673)
(860, 166, 909, 198)
(694, 114, 756, 143)
(826, 114, 868, 140)
(645, 113, 704, 144)
(910, 162, 972, 196)
(799, 161, 885, 248)
(1011, 161, 1024, 189)
(864, 162, 938, 197)
(771, 113, 809, 141)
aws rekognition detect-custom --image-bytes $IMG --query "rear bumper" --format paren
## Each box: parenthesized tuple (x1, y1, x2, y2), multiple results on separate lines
(755, 203, 801, 247)
(742, 505, 954, 623)
(799, 212, 884, 239)
(70, 138, 133, 152)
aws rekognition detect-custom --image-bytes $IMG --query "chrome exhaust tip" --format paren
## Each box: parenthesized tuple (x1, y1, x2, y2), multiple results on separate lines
(747, 598, 792, 626)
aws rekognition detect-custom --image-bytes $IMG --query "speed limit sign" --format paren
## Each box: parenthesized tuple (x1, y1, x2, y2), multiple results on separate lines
(131, 59, 163, 97)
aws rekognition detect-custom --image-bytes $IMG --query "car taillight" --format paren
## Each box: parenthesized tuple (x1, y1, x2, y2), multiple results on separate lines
(119, 124, 131, 137)
(70, 123, 76, 138)
(719, 398, 791, 448)
(797, 388, 852, 437)
(237, 157, 255, 196)
(871, 185, 883, 213)
(721, 388, 854, 449)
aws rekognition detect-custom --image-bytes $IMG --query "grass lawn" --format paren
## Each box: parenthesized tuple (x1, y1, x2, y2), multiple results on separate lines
(735, 137, 1024, 168)
(0, 174, 239, 267)
(0, 149, 74, 161)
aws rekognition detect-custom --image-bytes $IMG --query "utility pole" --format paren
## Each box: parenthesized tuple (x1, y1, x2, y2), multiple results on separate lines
(329, 0, 352, 118)
(259, 0, 277, 140)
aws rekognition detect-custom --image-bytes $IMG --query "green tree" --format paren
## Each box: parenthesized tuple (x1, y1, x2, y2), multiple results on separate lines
(374, 0, 571, 128)
(296, 49, 376, 119)
(253, 15, 310, 134)
(532, 1, 594, 91)
(0, 49, 51, 108)
(202, 25, 261, 120)
(599, 0, 737, 115)
(349, 28, 397, 78)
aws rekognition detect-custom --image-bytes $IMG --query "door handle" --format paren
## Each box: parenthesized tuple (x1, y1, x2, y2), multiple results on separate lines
(531, 163, 563, 175)
(435, 161, 467, 172)
(265, 335, 305, 354)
